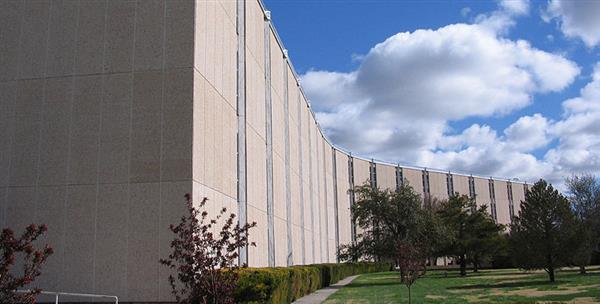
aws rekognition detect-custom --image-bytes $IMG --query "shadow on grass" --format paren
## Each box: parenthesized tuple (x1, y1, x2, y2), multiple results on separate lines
(446, 279, 564, 290)
(345, 280, 402, 288)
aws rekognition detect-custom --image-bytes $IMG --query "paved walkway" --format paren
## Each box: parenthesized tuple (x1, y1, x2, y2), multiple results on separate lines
(292, 275, 359, 304)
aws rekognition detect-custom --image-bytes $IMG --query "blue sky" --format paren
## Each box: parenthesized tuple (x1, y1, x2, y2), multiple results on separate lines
(263, 0, 600, 187)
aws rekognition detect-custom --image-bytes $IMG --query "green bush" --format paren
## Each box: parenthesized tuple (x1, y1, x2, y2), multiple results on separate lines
(235, 262, 391, 303)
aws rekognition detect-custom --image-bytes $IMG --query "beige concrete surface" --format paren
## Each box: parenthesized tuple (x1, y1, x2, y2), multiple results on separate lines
(0, 0, 530, 302)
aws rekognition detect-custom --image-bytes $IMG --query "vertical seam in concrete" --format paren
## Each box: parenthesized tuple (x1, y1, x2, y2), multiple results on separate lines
(296, 90, 305, 265)
(322, 140, 329, 262)
(507, 181, 514, 220)
(61, 0, 81, 287)
(264, 12, 275, 268)
(348, 155, 355, 244)
(2, 85, 16, 226)
(34, 0, 53, 225)
(283, 56, 293, 266)
(332, 148, 339, 262)
(15, 0, 26, 78)
(236, 0, 248, 266)
(307, 115, 315, 263)
(315, 129, 321, 263)
(126, 0, 137, 296)
(158, 0, 167, 298)
(91, 0, 108, 293)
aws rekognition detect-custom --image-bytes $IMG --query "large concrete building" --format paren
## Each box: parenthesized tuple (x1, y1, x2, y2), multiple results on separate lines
(0, 0, 528, 302)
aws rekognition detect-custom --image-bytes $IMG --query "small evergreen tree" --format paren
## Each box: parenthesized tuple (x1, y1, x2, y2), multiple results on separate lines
(160, 194, 256, 304)
(509, 179, 577, 282)
(0, 224, 53, 304)
(437, 194, 503, 276)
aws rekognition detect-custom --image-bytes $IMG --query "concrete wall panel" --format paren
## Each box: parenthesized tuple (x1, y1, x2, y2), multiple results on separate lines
(494, 180, 511, 226)
(158, 181, 192, 301)
(98, 73, 131, 184)
(270, 33, 285, 103)
(34, 186, 67, 291)
(274, 217, 288, 266)
(75, 0, 106, 75)
(130, 71, 162, 183)
(402, 168, 423, 195)
(273, 154, 286, 220)
(0, 1, 23, 81)
(513, 183, 526, 215)
(165, 0, 195, 69)
(104, 0, 135, 73)
(133, 0, 164, 71)
(474, 177, 491, 209)
(162, 68, 193, 181)
(38, 78, 71, 186)
(377, 164, 396, 191)
(9, 79, 44, 187)
(46, 0, 78, 77)
(5, 187, 36, 237)
(353, 158, 370, 188)
(127, 182, 160, 301)
(63, 185, 96, 294)
(246, 56, 266, 139)
(453, 174, 470, 196)
(335, 151, 352, 247)
(18, 0, 50, 79)
(94, 183, 129, 298)
(429, 171, 448, 201)
(0, 82, 17, 188)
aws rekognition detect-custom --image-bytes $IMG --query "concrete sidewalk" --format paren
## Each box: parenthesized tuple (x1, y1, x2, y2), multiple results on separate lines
(292, 275, 359, 304)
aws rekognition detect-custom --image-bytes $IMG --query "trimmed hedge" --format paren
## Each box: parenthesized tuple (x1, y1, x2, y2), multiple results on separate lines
(235, 262, 391, 303)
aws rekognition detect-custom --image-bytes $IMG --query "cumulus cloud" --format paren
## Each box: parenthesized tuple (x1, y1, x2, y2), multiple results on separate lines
(504, 114, 551, 152)
(544, 0, 600, 47)
(546, 63, 600, 177)
(499, 0, 530, 16)
(301, 2, 584, 184)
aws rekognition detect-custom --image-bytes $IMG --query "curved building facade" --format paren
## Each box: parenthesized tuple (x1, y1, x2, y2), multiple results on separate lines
(0, 0, 528, 302)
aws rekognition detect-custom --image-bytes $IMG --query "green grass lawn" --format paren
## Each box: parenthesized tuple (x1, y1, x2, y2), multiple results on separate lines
(323, 266, 600, 303)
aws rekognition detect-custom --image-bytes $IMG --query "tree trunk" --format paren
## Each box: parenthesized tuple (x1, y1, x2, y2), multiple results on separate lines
(579, 265, 586, 275)
(408, 285, 411, 304)
(548, 265, 555, 282)
(473, 259, 479, 273)
(459, 255, 467, 277)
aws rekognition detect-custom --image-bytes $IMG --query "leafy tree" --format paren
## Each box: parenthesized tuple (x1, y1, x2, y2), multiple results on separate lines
(509, 179, 578, 282)
(566, 174, 600, 274)
(436, 194, 503, 276)
(467, 207, 505, 272)
(1, 224, 53, 304)
(337, 242, 365, 263)
(161, 194, 256, 304)
(396, 241, 426, 304)
(346, 182, 434, 262)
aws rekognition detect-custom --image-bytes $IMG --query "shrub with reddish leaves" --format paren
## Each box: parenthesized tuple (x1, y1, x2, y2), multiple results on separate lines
(396, 241, 426, 304)
(0, 224, 53, 304)
(160, 194, 256, 304)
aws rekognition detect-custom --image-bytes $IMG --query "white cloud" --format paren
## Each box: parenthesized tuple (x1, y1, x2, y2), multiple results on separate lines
(544, 0, 600, 47)
(546, 63, 600, 176)
(301, 3, 583, 185)
(504, 114, 551, 152)
(499, 0, 530, 16)
(460, 7, 472, 18)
